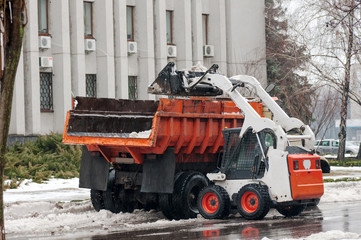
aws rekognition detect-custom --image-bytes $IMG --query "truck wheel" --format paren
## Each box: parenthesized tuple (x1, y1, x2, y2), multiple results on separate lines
(236, 184, 270, 220)
(276, 204, 306, 217)
(159, 172, 185, 220)
(103, 170, 124, 213)
(197, 185, 230, 219)
(172, 171, 209, 219)
(90, 189, 104, 211)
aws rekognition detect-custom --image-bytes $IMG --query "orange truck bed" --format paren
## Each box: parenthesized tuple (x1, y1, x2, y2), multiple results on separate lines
(63, 97, 263, 164)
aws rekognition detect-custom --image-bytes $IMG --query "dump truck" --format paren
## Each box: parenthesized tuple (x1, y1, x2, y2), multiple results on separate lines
(63, 63, 324, 220)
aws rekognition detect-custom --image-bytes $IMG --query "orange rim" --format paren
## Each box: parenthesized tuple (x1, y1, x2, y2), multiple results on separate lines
(202, 192, 219, 214)
(241, 191, 259, 213)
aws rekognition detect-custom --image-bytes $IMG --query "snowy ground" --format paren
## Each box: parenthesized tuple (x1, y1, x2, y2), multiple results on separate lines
(3, 167, 361, 240)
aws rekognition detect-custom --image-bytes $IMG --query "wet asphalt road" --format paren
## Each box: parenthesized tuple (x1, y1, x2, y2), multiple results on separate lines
(86, 201, 361, 240)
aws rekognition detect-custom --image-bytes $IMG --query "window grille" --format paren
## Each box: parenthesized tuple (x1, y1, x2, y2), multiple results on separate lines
(40, 72, 53, 111)
(86, 74, 97, 97)
(128, 76, 138, 100)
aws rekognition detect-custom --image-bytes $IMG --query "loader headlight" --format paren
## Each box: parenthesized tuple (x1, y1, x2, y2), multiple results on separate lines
(303, 159, 311, 170)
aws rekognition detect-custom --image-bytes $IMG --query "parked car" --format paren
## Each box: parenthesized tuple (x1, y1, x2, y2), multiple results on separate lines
(315, 139, 360, 155)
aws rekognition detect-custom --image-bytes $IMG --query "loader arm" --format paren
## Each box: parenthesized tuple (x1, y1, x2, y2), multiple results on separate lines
(229, 75, 315, 149)
(148, 63, 314, 150)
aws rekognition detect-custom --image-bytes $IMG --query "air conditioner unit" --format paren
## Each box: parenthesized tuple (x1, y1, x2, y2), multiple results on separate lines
(203, 45, 214, 57)
(85, 39, 96, 52)
(128, 41, 137, 54)
(38, 36, 51, 49)
(167, 45, 177, 58)
(39, 57, 53, 68)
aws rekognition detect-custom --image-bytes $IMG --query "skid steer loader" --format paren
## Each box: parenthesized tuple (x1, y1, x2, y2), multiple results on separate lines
(148, 62, 324, 220)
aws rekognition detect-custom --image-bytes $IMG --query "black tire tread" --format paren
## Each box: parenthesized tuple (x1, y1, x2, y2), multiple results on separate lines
(159, 172, 185, 220)
(197, 185, 230, 219)
(90, 189, 104, 212)
(172, 171, 208, 219)
(276, 204, 307, 217)
(237, 184, 270, 220)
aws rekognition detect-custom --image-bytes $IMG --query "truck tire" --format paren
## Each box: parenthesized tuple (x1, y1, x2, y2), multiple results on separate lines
(90, 189, 104, 212)
(276, 204, 306, 217)
(103, 170, 124, 213)
(159, 172, 185, 220)
(197, 185, 230, 219)
(172, 171, 209, 219)
(236, 184, 270, 220)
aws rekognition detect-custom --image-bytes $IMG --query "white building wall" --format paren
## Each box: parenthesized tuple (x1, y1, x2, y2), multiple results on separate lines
(226, 0, 267, 86)
(10, 0, 267, 136)
(23, 0, 41, 135)
(94, 0, 115, 98)
(9, 51, 25, 135)
(69, 0, 86, 97)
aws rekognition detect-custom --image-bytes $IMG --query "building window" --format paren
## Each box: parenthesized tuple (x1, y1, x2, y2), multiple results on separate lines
(202, 14, 208, 45)
(86, 74, 97, 97)
(127, 6, 134, 41)
(38, 0, 49, 34)
(166, 10, 173, 44)
(84, 1, 93, 38)
(128, 76, 138, 100)
(40, 72, 53, 111)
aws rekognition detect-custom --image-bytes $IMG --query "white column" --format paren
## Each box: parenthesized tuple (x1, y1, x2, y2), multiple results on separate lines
(94, 0, 115, 98)
(191, 0, 203, 65)
(69, 0, 86, 97)
(153, 0, 168, 76)
(136, 0, 155, 100)
(226, 0, 267, 85)
(208, 0, 227, 72)
(174, 0, 192, 69)
(50, 0, 72, 132)
(23, 0, 41, 135)
(9, 50, 25, 135)
(114, 0, 129, 99)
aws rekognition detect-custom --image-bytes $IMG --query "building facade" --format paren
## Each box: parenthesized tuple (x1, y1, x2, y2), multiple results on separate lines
(9, 0, 267, 137)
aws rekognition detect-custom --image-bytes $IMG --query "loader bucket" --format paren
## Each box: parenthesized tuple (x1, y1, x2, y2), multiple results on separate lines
(147, 62, 223, 97)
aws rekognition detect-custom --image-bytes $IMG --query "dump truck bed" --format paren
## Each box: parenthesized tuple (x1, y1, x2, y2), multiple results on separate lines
(63, 97, 263, 164)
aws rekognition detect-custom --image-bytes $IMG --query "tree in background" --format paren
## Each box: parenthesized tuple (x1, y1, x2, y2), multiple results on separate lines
(0, 0, 27, 239)
(265, 0, 314, 125)
(290, 0, 361, 160)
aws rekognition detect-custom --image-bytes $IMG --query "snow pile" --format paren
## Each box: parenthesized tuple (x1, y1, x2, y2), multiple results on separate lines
(129, 129, 152, 138)
(4, 178, 89, 203)
(322, 181, 361, 203)
(323, 166, 361, 180)
(262, 230, 361, 240)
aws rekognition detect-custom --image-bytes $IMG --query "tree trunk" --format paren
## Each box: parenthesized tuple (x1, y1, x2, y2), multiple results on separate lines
(0, 1, 25, 239)
(337, 12, 354, 161)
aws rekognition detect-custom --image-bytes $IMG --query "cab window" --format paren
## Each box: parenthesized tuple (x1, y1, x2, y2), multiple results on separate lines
(321, 140, 330, 146)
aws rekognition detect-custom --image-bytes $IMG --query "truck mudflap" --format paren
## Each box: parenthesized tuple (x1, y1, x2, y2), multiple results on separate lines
(287, 154, 324, 200)
(79, 146, 111, 191)
(141, 148, 176, 193)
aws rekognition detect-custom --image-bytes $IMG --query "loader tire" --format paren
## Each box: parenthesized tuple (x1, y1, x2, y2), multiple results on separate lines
(172, 171, 209, 219)
(236, 184, 270, 220)
(103, 170, 124, 214)
(159, 172, 185, 220)
(90, 189, 104, 212)
(197, 185, 230, 219)
(276, 204, 306, 217)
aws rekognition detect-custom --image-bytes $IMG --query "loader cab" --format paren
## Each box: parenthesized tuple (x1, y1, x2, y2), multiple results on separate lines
(220, 128, 276, 180)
